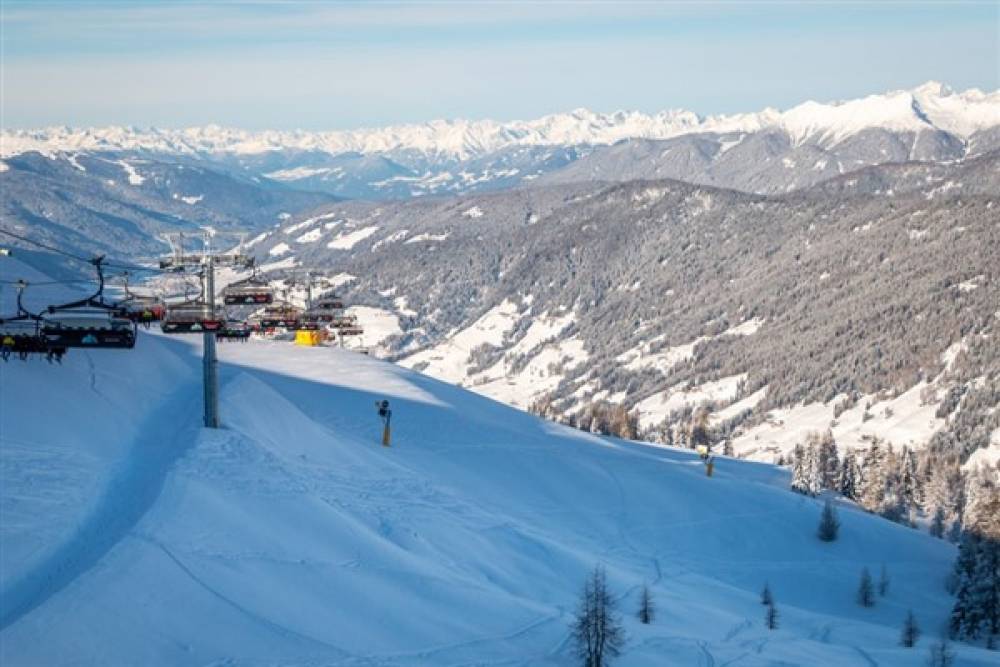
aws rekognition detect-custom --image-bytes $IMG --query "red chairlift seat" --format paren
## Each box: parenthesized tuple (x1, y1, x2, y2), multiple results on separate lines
(222, 276, 274, 305)
(258, 302, 302, 329)
(160, 303, 226, 334)
(216, 320, 252, 342)
(328, 314, 359, 329)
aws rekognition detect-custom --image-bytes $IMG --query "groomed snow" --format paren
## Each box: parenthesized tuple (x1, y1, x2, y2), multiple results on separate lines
(268, 242, 291, 257)
(1, 327, 987, 666)
(327, 226, 379, 250)
(399, 300, 521, 383)
(472, 334, 589, 409)
(296, 228, 324, 244)
(404, 232, 450, 244)
(731, 382, 948, 462)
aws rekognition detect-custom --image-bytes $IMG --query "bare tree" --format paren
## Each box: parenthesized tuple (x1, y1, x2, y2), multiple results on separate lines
(572, 566, 626, 667)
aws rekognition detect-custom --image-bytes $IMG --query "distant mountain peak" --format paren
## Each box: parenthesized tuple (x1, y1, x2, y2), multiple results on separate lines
(2, 82, 997, 160)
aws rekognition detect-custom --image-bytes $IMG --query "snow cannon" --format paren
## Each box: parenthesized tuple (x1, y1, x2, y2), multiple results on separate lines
(376, 400, 391, 447)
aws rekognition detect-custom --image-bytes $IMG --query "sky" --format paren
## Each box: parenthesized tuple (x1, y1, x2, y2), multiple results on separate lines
(1, 1, 998, 130)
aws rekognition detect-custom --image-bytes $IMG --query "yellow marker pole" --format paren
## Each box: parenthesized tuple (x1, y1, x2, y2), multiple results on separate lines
(382, 423, 391, 447)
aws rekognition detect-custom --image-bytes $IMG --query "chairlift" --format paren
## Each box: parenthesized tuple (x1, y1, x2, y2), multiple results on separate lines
(216, 319, 252, 342)
(328, 313, 359, 329)
(0, 282, 66, 361)
(299, 293, 344, 326)
(222, 273, 274, 305)
(258, 301, 302, 329)
(41, 257, 137, 349)
(116, 272, 165, 325)
(161, 272, 225, 334)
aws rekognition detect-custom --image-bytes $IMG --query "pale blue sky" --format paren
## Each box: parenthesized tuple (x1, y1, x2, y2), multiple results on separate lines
(2, 1, 997, 130)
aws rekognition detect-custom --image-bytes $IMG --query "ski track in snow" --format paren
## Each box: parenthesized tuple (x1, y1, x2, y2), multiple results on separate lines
(853, 645, 879, 667)
(145, 536, 350, 656)
(0, 387, 201, 629)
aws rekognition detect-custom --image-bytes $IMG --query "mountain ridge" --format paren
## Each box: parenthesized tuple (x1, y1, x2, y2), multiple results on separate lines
(3, 82, 997, 160)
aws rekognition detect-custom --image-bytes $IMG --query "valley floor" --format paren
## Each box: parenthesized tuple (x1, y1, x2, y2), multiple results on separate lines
(0, 332, 991, 666)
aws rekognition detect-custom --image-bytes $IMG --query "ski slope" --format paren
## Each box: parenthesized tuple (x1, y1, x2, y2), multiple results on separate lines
(0, 331, 992, 666)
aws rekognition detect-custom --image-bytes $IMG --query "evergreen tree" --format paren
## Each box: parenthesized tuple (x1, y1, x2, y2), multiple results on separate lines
(838, 453, 858, 500)
(760, 581, 773, 606)
(857, 567, 875, 607)
(899, 446, 918, 510)
(805, 440, 823, 497)
(962, 465, 999, 536)
(966, 538, 1000, 640)
(818, 430, 840, 490)
(572, 566, 625, 667)
(637, 584, 655, 625)
(922, 462, 965, 530)
(950, 523, 1000, 642)
(900, 610, 920, 647)
(949, 533, 979, 638)
(930, 507, 946, 539)
(947, 520, 964, 544)
(858, 441, 887, 512)
(791, 444, 809, 494)
(817, 500, 841, 542)
(878, 564, 890, 597)
(764, 601, 779, 630)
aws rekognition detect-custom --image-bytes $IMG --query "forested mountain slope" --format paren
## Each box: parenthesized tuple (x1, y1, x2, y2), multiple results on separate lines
(248, 152, 1000, 469)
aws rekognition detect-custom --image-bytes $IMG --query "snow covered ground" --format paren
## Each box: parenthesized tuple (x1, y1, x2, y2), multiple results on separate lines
(1, 325, 991, 665)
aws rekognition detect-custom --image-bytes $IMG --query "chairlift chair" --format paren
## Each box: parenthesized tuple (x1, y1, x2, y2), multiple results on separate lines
(161, 302, 226, 333)
(0, 285, 51, 360)
(216, 319, 252, 342)
(116, 273, 165, 324)
(222, 275, 274, 306)
(43, 308, 138, 349)
(160, 271, 226, 334)
(299, 295, 344, 326)
(258, 301, 302, 329)
(329, 313, 359, 329)
(40, 257, 137, 349)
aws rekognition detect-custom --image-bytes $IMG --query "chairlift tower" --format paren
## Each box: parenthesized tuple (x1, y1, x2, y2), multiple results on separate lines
(158, 232, 252, 428)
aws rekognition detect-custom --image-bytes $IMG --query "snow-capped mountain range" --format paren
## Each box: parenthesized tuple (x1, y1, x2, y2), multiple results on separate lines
(3, 82, 997, 159)
(3, 82, 998, 202)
